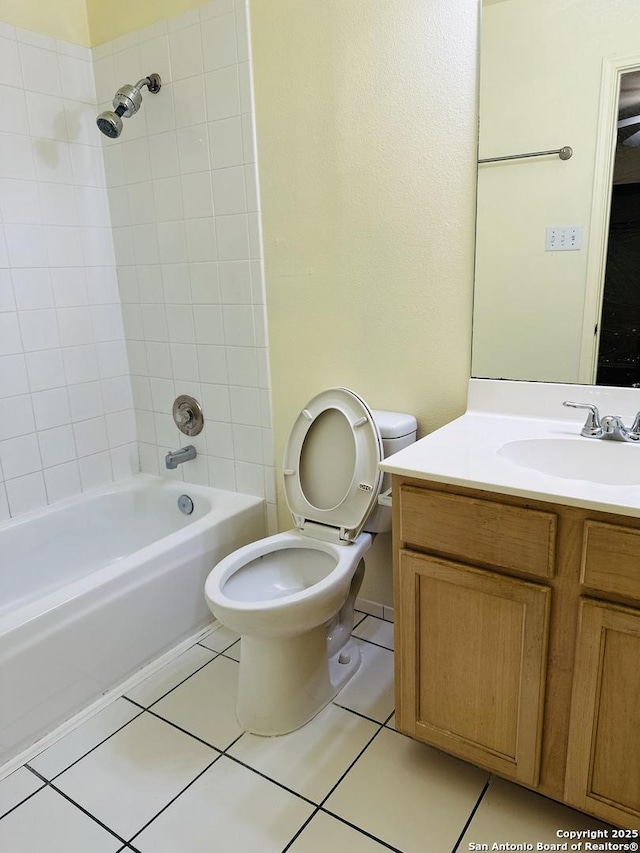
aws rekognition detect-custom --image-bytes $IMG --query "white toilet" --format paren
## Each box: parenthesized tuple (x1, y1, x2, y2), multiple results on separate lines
(204, 387, 416, 735)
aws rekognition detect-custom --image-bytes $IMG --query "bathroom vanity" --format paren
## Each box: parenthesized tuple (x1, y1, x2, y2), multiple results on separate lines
(381, 380, 640, 829)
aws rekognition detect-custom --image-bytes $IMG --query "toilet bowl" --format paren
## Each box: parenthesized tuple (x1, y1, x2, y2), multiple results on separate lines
(205, 387, 416, 735)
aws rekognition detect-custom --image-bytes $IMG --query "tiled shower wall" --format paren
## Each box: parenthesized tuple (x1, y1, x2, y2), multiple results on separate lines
(94, 0, 276, 529)
(0, 25, 136, 521)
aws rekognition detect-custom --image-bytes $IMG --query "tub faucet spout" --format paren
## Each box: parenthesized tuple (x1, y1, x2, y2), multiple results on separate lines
(165, 445, 197, 469)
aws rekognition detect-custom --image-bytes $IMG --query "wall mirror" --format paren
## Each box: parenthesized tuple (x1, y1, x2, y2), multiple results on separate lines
(472, 0, 640, 386)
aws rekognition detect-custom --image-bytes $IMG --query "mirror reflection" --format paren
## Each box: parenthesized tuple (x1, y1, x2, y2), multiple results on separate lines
(472, 0, 640, 386)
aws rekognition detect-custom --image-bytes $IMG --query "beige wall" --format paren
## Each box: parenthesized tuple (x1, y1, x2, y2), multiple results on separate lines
(86, 0, 207, 46)
(250, 0, 479, 605)
(473, 0, 640, 384)
(251, 0, 479, 519)
(0, 0, 90, 44)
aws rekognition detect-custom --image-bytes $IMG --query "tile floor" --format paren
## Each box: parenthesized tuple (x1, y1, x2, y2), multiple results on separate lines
(0, 612, 610, 852)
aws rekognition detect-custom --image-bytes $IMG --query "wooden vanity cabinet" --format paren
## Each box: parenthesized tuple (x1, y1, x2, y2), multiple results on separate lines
(392, 475, 640, 828)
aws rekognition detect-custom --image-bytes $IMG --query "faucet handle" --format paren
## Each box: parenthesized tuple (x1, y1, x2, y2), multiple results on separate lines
(630, 411, 640, 435)
(563, 401, 603, 437)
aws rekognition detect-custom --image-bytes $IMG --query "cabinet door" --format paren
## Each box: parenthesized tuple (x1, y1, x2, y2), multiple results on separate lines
(565, 599, 640, 828)
(396, 550, 551, 786)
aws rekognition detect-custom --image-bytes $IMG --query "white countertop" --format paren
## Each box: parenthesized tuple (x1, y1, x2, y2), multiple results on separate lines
(379, 379, 640, 518)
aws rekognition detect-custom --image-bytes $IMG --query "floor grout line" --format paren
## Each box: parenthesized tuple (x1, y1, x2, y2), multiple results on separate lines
(450, 777, 491, 853)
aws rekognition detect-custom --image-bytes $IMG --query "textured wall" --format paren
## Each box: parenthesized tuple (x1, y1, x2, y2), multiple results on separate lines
(251, 0, 479, 517)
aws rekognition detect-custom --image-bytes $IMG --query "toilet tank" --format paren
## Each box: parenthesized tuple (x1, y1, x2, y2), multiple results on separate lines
(365, 409, 417, 534)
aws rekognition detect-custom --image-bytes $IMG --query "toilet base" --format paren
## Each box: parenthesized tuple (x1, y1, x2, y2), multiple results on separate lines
(236, 629, 361, 736)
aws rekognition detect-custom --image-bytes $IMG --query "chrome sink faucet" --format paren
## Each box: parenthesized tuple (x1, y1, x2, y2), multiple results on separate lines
(563, 401, 640, 442)
(165, 444, 197, 469)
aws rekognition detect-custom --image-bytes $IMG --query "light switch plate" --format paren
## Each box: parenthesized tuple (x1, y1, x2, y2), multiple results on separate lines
(545, 226, 583, 251)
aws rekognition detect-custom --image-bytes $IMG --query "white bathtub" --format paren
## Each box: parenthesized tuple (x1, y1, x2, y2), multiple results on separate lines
(0, 475, 265, 768)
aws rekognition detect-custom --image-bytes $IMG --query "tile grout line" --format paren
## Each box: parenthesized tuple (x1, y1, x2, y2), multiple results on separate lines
(449, 777, 491, 853)
(317, 809, 406, 853)
(125, 752, 224, 847)
(27, 705, 146, 784)
(22, 766, 132, 850)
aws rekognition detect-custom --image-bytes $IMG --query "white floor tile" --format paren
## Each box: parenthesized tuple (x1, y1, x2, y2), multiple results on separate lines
(459, 777, 610, 846)
(333, 640, 394, 722)
(288, 810, 391, 852)
(324, 727, 489, 853)
(222, 639, 241, 661)
(0, 767, 43, 818)
(29, 698, 142, 780)
(133, 755, 314, 853)
(53, 712, 216, 840)
(125, 644, 216, 707)
(0, 785, 122, 852)
(198, 623, 240, 653)
(228, 703, 378, 803)
(151, 655, 243, 749)
(352, 615, 394, 650)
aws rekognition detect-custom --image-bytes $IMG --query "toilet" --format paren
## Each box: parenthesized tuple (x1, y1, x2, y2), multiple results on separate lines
(204, 388, 416, 735)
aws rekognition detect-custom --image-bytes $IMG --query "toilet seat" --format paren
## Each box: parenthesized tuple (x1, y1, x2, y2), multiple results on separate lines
(283, 388, 384, 542)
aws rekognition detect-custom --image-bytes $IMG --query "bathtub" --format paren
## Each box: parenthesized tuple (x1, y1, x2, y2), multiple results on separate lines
(0, 475, 265, 768)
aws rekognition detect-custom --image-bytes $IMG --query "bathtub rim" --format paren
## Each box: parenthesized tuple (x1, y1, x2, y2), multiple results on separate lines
(0, 474, 265, 638)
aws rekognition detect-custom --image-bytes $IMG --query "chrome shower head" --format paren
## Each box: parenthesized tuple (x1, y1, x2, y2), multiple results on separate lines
(96, 73, 161, 139)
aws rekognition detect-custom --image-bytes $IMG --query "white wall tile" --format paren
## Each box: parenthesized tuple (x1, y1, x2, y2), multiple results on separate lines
(62, 344, 100, 385)
(38, 424, 77, 467)
(185, 217, 217, 262)
(40, 183, 78, 226)
(181, 172, 213, 219)
(68, 381, 104, 421)
(153, 176, 184, 222)
(208, 116, 243, 168)
(0, 131, 36, 180)
(215, 214, 249, 260)
(25, 348, 65, 391)
(0, 36, 23, 88)
(19, 44, 62, 96)
(204, 65, 240, 121)
(19, 308, 61, 351)
(0, 179, 41, 226)
(0, 313, 22, 356)
(43, 460, 81, 502)
(169, 25, 204, 80)
(0, 354, 29, 398)
(5, 224, 48, 267)
(0, 394, 35, 440)
(78, 450, 113, 489)
(58, 55, 95, 104)
(201, 13, 237, 73)
(176, 124, 210, 173)
(25, 91, 68, 141)
(212, 166, 246, 215)
(31, 387, 71, 429)
(194, 304, 224, 344)
(0, 269, 15, 311)
(173, 76, 206, 128)
(0, 84, 29, 134)
(5, 470, 47, 514)
(73, 416, 108, 456)
(190, 261, 220, 303)
(0, 432, 41, 479)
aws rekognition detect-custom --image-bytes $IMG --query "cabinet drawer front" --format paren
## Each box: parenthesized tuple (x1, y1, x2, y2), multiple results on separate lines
(582, 521, 640, 600)
(399, 486, 556, 578)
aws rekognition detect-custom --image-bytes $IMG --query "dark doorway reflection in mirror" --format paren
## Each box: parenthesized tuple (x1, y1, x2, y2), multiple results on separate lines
(596, 70, 640, 388)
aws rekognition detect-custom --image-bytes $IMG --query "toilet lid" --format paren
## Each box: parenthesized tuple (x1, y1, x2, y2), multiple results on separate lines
(283, 388, 384, 542)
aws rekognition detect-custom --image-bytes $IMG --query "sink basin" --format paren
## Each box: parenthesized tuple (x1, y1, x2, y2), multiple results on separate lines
(498, 438, 640, 486)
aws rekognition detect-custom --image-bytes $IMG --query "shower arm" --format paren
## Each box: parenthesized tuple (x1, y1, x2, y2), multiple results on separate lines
(135, 74, 162, 95)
